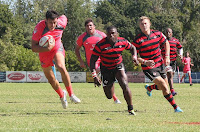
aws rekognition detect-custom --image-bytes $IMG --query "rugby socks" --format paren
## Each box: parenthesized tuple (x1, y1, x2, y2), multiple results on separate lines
(164, 93, 178, 109)
(112, 93, 118, 101)
(66, 85, 73, 97)
(55, 87, 64, 98)
(147, 84, 159, 91)
(170, 88, 175, 93)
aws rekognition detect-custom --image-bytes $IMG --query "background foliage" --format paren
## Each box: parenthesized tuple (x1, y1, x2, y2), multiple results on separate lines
(0, 0, 199, 72)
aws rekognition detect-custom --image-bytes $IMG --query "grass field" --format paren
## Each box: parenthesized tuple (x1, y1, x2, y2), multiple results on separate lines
(0, 82, 200, 132)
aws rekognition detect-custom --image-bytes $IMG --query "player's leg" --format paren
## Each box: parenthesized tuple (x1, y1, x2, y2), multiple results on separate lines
(167, 71, 177, 96)
(52, 61, 57, 79)
(167, 62, 177, 96)
(115, 69, 135, 115)
(143, 69, 159, 97)
(153, 76, 182, 112)
(180, 73, 186, 83)
(54, 52, 81, 103)
(42, 66, 67, 108)
(96, 60, 121, 104)
(101, 67, 115, 99)
(188, 71, 193, 86)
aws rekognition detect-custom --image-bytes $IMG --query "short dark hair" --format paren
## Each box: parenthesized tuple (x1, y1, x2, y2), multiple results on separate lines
(106, 26, 117, 33)
(46, 10, 59, 20)
(85, 18, 94, 27)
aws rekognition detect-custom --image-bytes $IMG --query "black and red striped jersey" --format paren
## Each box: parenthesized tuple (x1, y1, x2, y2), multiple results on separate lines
(161, 37, 182, 61)
(92, 37, 132, 69)
(132, 30, 167, 70)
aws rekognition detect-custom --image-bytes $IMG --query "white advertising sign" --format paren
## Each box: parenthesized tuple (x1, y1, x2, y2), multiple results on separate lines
(6, 71, 26, 82)
(27, 71, 48, 82)
(69, 72, 86, 82)
(55, 72, 86, 83)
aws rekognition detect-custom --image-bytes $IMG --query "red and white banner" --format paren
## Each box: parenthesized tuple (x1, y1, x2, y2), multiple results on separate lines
(27, 71, 48, 82)
(6, 71, 26, 82)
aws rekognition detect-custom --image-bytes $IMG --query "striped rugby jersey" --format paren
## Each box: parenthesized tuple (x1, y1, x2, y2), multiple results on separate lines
(92, 37, 132, 69)
(132, 30, 167, 70)
(161, 37, 182, 61)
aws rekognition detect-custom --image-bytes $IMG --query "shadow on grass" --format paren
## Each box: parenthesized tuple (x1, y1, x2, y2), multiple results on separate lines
(0, 109, 147, 117)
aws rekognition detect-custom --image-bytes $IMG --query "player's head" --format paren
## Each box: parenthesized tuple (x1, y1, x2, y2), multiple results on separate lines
(85, 18, 96, 35)
(45, 10, 59, 31)
(138, 16, 151, 34)
(185, 51, 190, 57)
(165, 28, 173, 39)
(106, 26, 118, 44)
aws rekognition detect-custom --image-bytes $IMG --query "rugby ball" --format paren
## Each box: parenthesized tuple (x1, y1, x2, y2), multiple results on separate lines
(39, 35, 55, 47)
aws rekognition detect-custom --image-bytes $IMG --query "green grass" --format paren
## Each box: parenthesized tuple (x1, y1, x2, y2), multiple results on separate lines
(0, 83, 200, 132)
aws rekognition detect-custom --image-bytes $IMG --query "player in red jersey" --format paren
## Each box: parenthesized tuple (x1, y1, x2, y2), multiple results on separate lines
(180, 52, 194, 86)
(90, 26, 139, 115)
(75, 19, 121, 104)
(132, 16, 183, 112)
(160, 28, 183, 96)
(32, 10, 80, 109)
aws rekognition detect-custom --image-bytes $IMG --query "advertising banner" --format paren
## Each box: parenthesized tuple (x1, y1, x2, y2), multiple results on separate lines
(0, 72, 6, 82)
(27, 71, 48, 82)
(69, 72, 86, 82)
(126, 72, 145, 83)
(6, 71, 26, 82)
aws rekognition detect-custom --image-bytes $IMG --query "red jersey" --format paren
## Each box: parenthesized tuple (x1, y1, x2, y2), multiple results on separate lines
(32, 15, 67, 63)
(92, 37, 132, 69)
(161, 37, 182, 61)
(132, 30, 167, 70)
(182, 57, 191, 72)
(76, 30, 106, 66)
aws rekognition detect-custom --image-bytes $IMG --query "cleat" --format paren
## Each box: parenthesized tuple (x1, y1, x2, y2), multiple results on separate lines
(145, 84, 152, 97)
(114, 99, 121, 104)
(190, 84, 193, 86)
(128, 110, 136, 115)
(70, 94, 81, 103)
(175, 107, 183, 113)
(60, 90, 68, 109)
(171, 91, 177, 96)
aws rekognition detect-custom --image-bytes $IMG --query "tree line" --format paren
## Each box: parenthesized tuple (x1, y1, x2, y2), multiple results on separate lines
(0, 0, 199, 72)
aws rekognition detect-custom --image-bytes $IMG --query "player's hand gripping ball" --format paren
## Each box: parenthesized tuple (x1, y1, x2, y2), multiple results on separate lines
(39, 35, 55, 47)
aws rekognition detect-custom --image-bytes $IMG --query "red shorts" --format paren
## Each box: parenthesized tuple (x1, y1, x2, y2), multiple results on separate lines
(39, 44, 65, 68)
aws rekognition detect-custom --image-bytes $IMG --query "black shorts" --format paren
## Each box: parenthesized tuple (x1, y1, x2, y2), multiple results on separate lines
(169, 61, 176, 72)
(143, 64, 167, 81)
(100, 63, 125, 86)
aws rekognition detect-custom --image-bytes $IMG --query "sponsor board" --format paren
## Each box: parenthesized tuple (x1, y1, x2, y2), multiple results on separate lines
(126, 72, 145, 83)
(69, 72, 86, 82)
(54, 72, 87, 83)
(6, 71, 26, 82)
(27, 71, 48, 82)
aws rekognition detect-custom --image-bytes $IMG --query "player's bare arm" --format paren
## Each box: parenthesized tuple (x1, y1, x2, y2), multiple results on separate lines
(129, 43, 139, 65)
(90, 54, 101, 87)
(75, 44, 86, 68)
(163, 40, 170, 66)
(31, 39, 54, 53)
